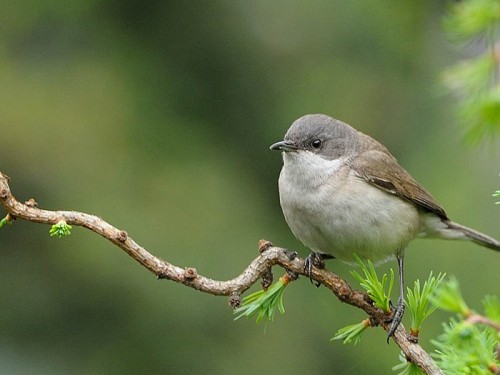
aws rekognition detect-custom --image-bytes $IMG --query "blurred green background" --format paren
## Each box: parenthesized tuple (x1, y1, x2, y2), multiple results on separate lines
(1, 1, 499, 374)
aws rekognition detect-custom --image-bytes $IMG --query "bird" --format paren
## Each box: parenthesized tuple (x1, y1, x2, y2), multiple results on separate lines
(270, 113, 500, 337)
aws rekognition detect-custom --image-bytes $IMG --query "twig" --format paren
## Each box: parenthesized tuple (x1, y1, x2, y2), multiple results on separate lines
(0, 171, 442, 374)
(466, 314, 500, 332)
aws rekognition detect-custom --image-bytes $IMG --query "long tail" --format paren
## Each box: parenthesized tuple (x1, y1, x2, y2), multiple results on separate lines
(447, 221, 500, 251)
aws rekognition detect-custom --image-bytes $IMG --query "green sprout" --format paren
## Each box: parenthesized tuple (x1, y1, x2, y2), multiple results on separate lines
(406, 272, 446, 336)
(332, 319, 371, 345)
(234, 275, 290, 324)
(392, 351, 425, 375)
(0, 214, 13, 229)
(49, 220, 72, 238)
(351, 254, 394, 313)
(441, 0, 500, 142)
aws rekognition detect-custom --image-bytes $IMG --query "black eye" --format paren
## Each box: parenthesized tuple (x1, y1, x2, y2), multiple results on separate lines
(311, 139, 322, 149)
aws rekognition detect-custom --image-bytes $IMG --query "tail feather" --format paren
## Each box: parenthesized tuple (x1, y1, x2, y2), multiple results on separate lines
(447, 221, 500, 251)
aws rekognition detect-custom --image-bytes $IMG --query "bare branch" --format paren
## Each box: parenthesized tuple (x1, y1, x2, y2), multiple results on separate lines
(466, 314, 500, 332)
(0, 171, 442, 374)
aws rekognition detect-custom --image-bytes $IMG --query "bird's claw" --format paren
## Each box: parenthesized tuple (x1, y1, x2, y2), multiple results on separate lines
(304, 252, 334, 287)
(386, 298, 405, 342)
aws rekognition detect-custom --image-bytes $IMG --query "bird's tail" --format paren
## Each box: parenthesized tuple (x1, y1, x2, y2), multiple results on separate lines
(447, 221, 500, 251)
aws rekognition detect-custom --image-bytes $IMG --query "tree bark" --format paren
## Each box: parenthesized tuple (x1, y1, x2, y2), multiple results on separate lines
(0, 171, 442, 374)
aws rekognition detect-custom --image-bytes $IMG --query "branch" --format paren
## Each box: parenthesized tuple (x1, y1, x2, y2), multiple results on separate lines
(466, 314, 500, 332)
(0, 171, 442, 374)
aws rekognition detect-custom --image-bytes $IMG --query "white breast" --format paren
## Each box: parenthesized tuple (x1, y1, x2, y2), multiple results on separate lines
(278, 151, 421, 263)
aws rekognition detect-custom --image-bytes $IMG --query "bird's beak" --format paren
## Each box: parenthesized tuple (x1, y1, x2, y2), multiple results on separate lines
(269, 140, 298, 152)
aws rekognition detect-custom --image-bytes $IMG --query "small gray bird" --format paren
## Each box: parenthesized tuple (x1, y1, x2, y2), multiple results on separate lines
(270, 114, 500, 337)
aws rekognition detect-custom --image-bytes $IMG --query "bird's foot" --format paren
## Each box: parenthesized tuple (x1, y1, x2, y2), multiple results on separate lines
(285, 250, 298, 261)
(386, 298, 405, 342)
(304, 251, 334, 287)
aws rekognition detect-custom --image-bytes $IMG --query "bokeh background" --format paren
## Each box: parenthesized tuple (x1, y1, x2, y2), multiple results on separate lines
(1, 1, 499, 374)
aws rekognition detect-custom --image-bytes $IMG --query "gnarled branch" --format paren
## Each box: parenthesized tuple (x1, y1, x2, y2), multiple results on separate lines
(0, 171, 442, 374)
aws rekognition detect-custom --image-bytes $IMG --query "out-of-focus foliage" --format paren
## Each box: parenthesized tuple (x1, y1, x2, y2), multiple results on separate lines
(442, 0, 500, 142)
(433, 320, 498, 374)
(431, 276, 471, 316)
(1, 1, 499, 374)
(431, 280, 500, 374)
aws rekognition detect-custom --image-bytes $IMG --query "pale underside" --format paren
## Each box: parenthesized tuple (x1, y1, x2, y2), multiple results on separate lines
(278, 150, 462, 264)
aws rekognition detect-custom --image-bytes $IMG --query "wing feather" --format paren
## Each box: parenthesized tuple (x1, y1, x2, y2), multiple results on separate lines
(349, 150, 448, 220)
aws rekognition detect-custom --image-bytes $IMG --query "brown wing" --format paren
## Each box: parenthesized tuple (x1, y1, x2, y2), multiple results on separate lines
(349, 149, 448, 220)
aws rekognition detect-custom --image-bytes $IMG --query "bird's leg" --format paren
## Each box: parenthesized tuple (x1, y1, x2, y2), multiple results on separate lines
(387, 254, 405, 341)
(304, 251, 335, 287)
